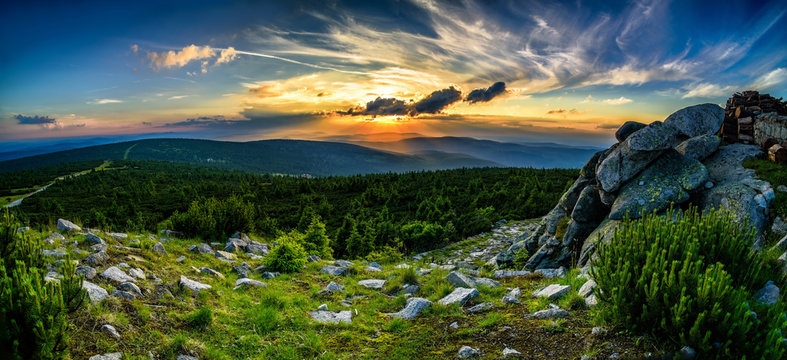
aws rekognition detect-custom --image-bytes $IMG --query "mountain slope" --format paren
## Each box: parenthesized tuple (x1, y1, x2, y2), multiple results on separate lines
(352, 136, 601, 168)
(0, 138, 500, 176)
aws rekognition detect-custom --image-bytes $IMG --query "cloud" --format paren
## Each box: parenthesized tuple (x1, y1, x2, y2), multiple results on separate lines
(546, 108, 580, 115)
(681, 83, 734, 98)
(146, 44, 215, 70)
(162, 115, 243, 128)
(601, 96, 633, 105)
(216, 47, 237, 65)
(15, 114, 57, 125)
(748, 68, 787, 90)
(412, 86, 462, 114)
(465, 82, 506, 103)
(338, 86, 462, 116)
(168, 95, 191, 100)
(130, 44, 138, 55)
(86, 99, 123, 105)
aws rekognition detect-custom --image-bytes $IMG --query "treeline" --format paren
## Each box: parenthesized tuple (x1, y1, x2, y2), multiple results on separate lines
(0, 160, 104, 197)
(14, 160, 578, 258)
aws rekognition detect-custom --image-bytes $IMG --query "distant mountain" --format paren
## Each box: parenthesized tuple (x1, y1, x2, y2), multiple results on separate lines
(0, 138, 501, 176)
(350, 136, 601, 168)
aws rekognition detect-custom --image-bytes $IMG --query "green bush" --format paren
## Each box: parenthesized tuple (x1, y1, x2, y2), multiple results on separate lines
(264, 234, 307, 273)
(592, 208, 787, 359)
(170, 195, 256, 240)
(186, 306, 213, 330)
(301, 217, 332, 258)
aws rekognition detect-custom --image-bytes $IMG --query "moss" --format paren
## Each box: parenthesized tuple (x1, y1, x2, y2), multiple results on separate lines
(554, 217, 570, 240)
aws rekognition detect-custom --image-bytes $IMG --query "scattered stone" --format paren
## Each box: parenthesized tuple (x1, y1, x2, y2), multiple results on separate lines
(200, 267, 224, 279)
(179, 276, 211, 295)
(533, 284, 571, 300)
(755, 281, 780, 306)
(191, 243, 213, 254)
(334, 260, 354, 267)
(215, 250, 236, 261)
(42, 249, 67, 258)
(117, 262, 130, 268)
(233, 263, 252, 278)
(307, 255, 321, 262)
(224, 238, 247, 252)
(326, 281, 345, 292)
(176, 256, 185, 262)
(107, 232, 128, 240)
(128, 268, 145, 279)
(176, 355, 198, 360)
(585, 294, 598, 307)
(437, 287, 479, 306)
(100, 324, 120, 339)
(88, 352, 122, 360)
(675, 134, 720, 161)
(83, 281, 109, 303)
(116, 282, 142, 297)
(467, 302, 494, 313)
(402, 284, 420, 295)
(368, 262, 383, 270)
(151, 242, 166, 255)
(457, 345, 480, 359)
(502, 347, 521, 358)
(591, 327, 608, 336)
(309, 310, 352, 324)
(578, 279, 597, 298)
(84, 251, 109, 266)
(111, 290, 136, 300)
(45, 232, 65, 244)
(528, 305, 569, 319)
(261, 272, 279, 279)
(246, 241, 269, 255)
(234, 278, 266, 289)
(86, 233, 104, 245)
(76, 265, 97, 280)
(449, 321, 459, 329)
(534, 267, 566, 279)
(100, 267, 135, 284)
(778, 185, 787, 193)
(445, 271, 501, 288)
(358, 279, 385, 289)
(90, 243, 108, 252)
(387, 297, 432, 320)
(320, 265, 347, 276)
(57, 218, 81, 232)
(502, 287, 521, 303)
(365, 265, 382, 272)
(492, 270, 532, 278)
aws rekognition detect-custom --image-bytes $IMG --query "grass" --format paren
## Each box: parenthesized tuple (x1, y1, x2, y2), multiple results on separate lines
(744, 158, 787, 243)
(8, 219, 665, 360)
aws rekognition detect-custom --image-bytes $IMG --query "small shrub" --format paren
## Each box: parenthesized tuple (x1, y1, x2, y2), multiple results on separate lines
(479, 312, 503, 328)
(554, 217, 570, 240)
(186, 306, 213, 330)
(510, 248, 530, 270)
(401, 267, 419, 286)
(365, 246, 403, 264)
(264, 235, 307, 273)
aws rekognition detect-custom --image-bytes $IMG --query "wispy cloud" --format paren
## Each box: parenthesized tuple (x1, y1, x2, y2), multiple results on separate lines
(580, 95, 633, 105)
(748, 68, 787, 90)
(86, 99, 124, 105)
(140, 44, 240, 72)
(168, 95, 192, 100)
(681, 83, 735, 99)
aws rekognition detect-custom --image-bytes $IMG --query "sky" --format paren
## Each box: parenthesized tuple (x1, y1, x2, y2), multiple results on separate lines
(2, 0, 787, 148)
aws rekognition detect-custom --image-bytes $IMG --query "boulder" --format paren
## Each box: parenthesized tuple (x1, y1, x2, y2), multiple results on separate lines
(230, 232, 251, 243)
(596, 142, 664, 193)
(437, 287, 479, 306)
(326, 281, 345, 292)
(334, 260, 354, 267)
(445, 271, 501, 288)
(532, 284, 571, 300)
(609, 150, 708, 220)
(578, 279, 597, 297)
(358, 279, 385, 289)
(88, 353, 122, 360)
(76, 265, 97, 280)
(615, 121, 647, 142)
(128, 268, 145, 279)
(100, 324, 120, 339)
(116, 282, 142, 297)
(215, 250, 236, 261)
(502, 287, 521, 303)
(467, 302, 494, 313)
(200, 267, 224, 279)
(100, 267, 135, 284)
(43, 249, 67, 258)
(151, 242, 166, 255)
(320, 265, 347, 276)
(309, 310, 352, 324)
(502, 348, 522, 358)
(527, 306, 569, 319)
(571, 185, 607, 223)
(578, 219, 620, 267)
(45, 232, 65, 244)
(111, 290, 136, 300)
(663, 103, 724, 138)
(106, 232, 128, 240)
(457, 346, 480, 359)
(534, 267, 565, 279)
(234, 278, 266, 289)
(191, 243, 213, 254)
(492, 270, 532, 278)
(755, 281, 780, 306)
(307, 255, 321, 262)
(83, 281, 109, 302)
(387, 297, 432, 320)
(558, 177, 594, 214)
(179, 276, 211, 295)
(246, 242, 269, 255)
(675, 134, 720, 161)
(233, 263, 251, 278)
(224, 238, 247, 252)
(85, 233, 105, 245)
(57, 218, 81, 232)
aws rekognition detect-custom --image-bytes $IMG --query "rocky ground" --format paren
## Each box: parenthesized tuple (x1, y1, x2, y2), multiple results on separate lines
(31, 218, 669, 360)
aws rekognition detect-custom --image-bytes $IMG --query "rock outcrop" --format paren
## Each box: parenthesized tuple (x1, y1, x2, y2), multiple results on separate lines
(497, 103, 775, 270)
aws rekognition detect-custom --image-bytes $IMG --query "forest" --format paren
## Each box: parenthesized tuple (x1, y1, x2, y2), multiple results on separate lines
(11, 160, 578, 258)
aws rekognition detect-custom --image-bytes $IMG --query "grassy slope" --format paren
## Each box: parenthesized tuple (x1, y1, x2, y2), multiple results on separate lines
(30, 221, 664, 360)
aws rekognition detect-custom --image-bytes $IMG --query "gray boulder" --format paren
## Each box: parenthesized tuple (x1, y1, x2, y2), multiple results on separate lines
(528, 306, 569, 319)
(246, 242, 269, 255)
(128, 268, 145, 279)
(152, 242, 166, 255)
(437, 287, 479, 306)
(578, 279, 597, 298)
(615, 121, 647, 142)
(76, 265, 97, 280)
(100, 267, 135, 284)
(57, 218, 81, 232)
(326, 281, 345, 292)
(533, 284, 571, 300)
(571, 185, 607, 223)
(596, 138, 666, 193)
(558, 177, 594, 214)
(358, 279, 385, 289)
(675, 134, 720, 161)
(445, 271, 501, 288)
(492, 270, 531, 278)
(116, 282, 142, 297)
(334, 260, 354, 267)
(755, 281, 780, 306)
(45, 232, 66, 244)
(663, 103, 724, 138)
(534, 267, 566, 279)
(320, 265, 347, 276)
(309, 310, 352, 324)
(200, 267, 224, 279)
(467, 302, 494, 313)
(224, 238, 247, 252)
(179, 276, 211, 295)
(43, 249, 67, 258)
(191, 243, 213, 254)
(457, 346, 480, 359)
(387, 297, 432, 320)
(86, 233, 105, 245)
(83, 281, 109, 302)
(88, 353, 122, 360)
(111, 290, 136, 300)
(100, 324, 120, 339)
(234, 278, 266, 289)
(502, 287, 521, 303)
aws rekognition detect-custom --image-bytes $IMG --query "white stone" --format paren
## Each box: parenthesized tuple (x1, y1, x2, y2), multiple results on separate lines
(89, 353, 122, 360)
(234, 278, 266, 289)
(309, 310, 352, 324)
(502, 287, 521, 303)
(533, 284, 571, 300)
(83, 281, 109, 303)
(179, 276, 211, 295)
(438, 287, 479, 306)
(578, 279, 597, 298)
(358, 279, 386, 289)
(57, 218, 81, 232)
(100, 267, 136, 284)
(387, 297, 432, 320)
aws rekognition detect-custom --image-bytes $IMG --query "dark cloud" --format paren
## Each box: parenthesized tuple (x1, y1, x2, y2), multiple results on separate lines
(546, 108, 579, 114)
(464, 82, 506, 103)
(15, 114, 57, 125)
(596, 123, 623, 129)
(161, 112, 322, 133)
(338, 86, 463, 117)
(162, 115, 243, 128)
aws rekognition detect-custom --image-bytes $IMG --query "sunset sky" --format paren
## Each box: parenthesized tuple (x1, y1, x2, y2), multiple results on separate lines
(2, 0, 786, 147)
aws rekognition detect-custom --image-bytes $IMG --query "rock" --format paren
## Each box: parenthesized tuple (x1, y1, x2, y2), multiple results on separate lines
(234, 278, 267, 289)
(176, 356, 198, 360)
(358, 279, 385, 289)
(83, 281, 109, 302)
(755, 281, 780, 306)
(528, 306, 569, 319)
(200, 267, 224, 279)
(112, 290, 136, 300)
(773, 217, 787, 235)
(84, 251, 109, 266)
(365, 266, 381, 272)
(230, 231, 251, 243)
(224, 238, 247, 252)
(534, 267, 565, 279)
(774, 235, 787, 251)
(57, 218, 81, 232)
(585, 294, 598, 307)
(445, 271, 501, 288)
(179, 276, 211, 295)
(502, 347, 521, 358)
(215, 250, 236, 261)
(697, 182, 766, 247)
(457, 345, 480, 359)
(128, 268, 145, 279)
(100, 324, 120, 339)
(86, 233, 105, 245)
(615, 121, 647, 142)
(402, 284, 420, 295)
(307, 255, 321, 262)
(116, 282, 142, 297)
(76, 265, 97, 280)
(387, 297, 432, 320)
(678, 346, 697, 360)
(261, 272, 279, 279)
(246, 242, 269, 255)
(532, 284, 571, 300)
(558, 177, 594, 214)
(467, 302, 494, 313)
(319, 265, 347, 276)
(492, 270, 532, 278)
(578, 279, 597, 297)
(609, 150, 708, 220)
(368, 262, 383, 270)
(591, 326, 608, 335)
(778, 185, 787, 193)
(42, 249, 67, 258)
(437, 287, 479, 306)
(107, 232, 128, 240)
(90, 243, 107, 252)
(663, 103, 724, 138)
(675, 134, 720, 161)
(317, 304, 328, 310)
(449, 321, 459, 329)
(191, 243, 213, 254)
(88, 352, 122, 360)
(308, 310, 352, 324)
(233, 264, 252, 278)
(571, 185, 607, 223)
(326, 282, 345, 292)
(45, 232, 65, 244)
(334, 260, 354, 267)
(151, 242, 166, 255)
(502, 287, 521, 303)
(100, 267, 136, 284)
